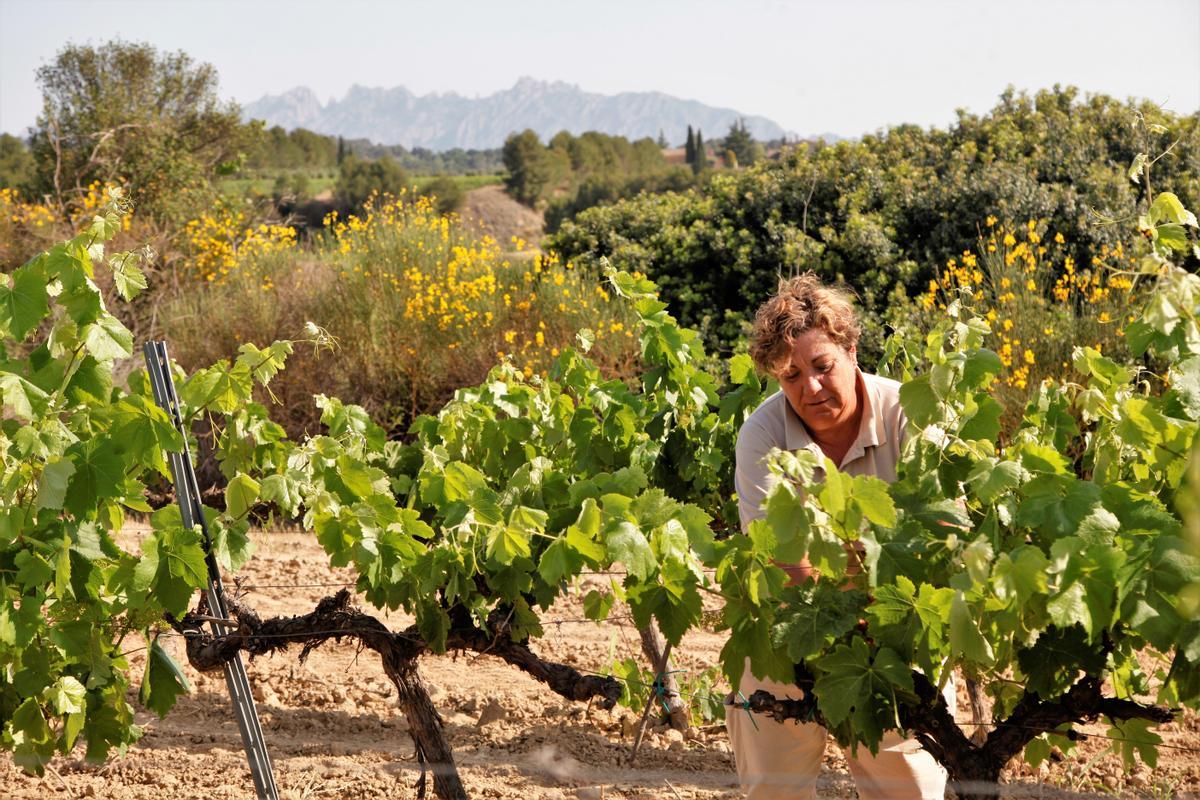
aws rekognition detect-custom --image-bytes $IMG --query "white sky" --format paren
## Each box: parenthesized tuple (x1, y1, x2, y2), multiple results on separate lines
(1, 0, 1197, 140)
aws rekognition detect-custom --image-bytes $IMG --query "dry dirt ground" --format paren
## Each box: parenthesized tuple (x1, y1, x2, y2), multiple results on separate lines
(2, 528, 1198, 799)
(459, 185, 545, 248)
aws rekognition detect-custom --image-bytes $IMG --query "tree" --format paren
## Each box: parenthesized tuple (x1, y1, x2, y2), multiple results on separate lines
(418, 175, 464, 215)
(724, 118, 762, 167)
(693, 129, 709, 174)
(0, 133, 36, 191)
(28, 40, 251, 221)
(335, 154, 409, 211)
(502, 129, 564, 206)
(685, 125, 696, 165)
(657, 129, 669, 149)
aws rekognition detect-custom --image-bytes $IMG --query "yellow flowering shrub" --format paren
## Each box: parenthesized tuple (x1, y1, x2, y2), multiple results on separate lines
(915, 218, 1141, 419)
(165, 192, 638, 434)
(1, 181, 137, 269)
(183, 200, 297, 282)
(1, 188, 62, 268)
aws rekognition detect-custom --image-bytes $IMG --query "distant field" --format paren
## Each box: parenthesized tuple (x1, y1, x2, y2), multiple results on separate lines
(218, 172, 337, 197)
(448, 173, 504, 191)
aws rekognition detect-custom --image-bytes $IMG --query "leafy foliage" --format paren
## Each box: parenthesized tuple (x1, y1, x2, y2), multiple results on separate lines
(709, 183, 1200, 760)
(2, 148, 1196, 786)
(549, 87, 1200, 352)
(28, 40, 249, 222)
(0, 188, 231, 771)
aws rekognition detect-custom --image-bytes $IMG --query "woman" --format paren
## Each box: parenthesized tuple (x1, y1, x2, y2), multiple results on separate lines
(727, 273, 951, 799)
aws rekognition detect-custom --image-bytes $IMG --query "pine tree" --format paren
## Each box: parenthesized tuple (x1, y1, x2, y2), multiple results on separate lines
(685, 125, 695, 165)
(724, 118, 761, 167)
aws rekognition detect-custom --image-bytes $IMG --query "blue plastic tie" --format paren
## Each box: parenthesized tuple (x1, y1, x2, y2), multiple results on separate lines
(736, 690, 760, 731)
(653, 670, 686, 714)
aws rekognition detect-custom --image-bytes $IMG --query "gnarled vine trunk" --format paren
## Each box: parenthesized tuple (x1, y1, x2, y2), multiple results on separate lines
(743, 668, 1175, 800)
(170, 590, 622, 800)
(637, 621, 689, 731)
(380, 650, 466, 800)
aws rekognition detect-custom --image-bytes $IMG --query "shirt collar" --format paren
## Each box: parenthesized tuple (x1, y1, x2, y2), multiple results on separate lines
(782, 369, 886, 467)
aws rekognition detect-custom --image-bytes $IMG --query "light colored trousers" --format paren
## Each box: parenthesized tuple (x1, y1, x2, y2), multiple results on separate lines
(726, 661, 955, 799)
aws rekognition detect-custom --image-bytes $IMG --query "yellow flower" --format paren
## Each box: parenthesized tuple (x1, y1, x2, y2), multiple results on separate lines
(1026, 279, 1037, 292)
(1003, 319, 1014, 331)
(1024, 349, 1035, 365)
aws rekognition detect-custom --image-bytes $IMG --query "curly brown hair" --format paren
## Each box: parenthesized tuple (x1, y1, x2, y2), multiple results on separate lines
(748, 273, 862, 376)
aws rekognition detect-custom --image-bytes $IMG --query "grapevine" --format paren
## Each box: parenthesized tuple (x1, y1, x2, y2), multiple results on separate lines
(1, 148, 1197, 800)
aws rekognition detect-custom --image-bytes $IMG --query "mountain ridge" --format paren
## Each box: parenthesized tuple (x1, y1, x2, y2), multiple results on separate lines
(242, 78, 795, 150)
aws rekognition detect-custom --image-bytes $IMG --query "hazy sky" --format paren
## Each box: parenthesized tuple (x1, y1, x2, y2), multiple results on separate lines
(1, 0, 1197, 141)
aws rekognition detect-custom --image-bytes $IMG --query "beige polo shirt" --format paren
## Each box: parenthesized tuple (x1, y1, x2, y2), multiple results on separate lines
(734, 370, 906, 532)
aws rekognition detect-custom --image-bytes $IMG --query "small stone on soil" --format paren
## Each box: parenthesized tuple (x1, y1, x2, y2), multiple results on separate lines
(476, 699, 507, 727)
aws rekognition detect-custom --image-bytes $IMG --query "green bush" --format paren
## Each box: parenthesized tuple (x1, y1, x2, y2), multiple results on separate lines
(336, 154, 410, 212)
(548, 87, 1200, 357)
(418, 175, 464, 215)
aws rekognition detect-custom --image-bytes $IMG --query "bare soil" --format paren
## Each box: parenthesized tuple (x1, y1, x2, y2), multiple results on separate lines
(459, 185, 545, 248)
(2, 529, 1197, 799)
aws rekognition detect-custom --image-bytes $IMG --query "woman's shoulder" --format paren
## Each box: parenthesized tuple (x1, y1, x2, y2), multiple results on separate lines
(743, 389, 789, 426)
(861, 371, 905, 419)
(737, 390, 789, 446)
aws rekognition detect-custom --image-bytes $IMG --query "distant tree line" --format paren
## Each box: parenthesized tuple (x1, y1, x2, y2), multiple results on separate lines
(501, 121, 776, 232)
(243, 128, 503, 179)
(0, 133, 35, 190)
(336, 139, 503, 175)
(501, 129, 700, 232)
(245, 126, 339, 171)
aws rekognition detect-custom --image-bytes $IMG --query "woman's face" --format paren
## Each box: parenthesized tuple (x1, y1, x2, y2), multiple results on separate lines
(778, 328, 860, 439)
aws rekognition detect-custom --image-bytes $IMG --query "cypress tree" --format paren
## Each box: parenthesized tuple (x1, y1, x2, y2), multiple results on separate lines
(693, 129, 708, 174)
(685, 125, 695, 164)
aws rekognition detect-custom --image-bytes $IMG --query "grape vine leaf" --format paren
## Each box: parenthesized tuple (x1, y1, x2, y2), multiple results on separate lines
(63, 439, 125, 517)
(606, 520, 656, 580)
(772, 584, 863, 662)
(47, 675, 87, 716)
(139, 638, 191, 718)
(1106, 717, 1162, 770)
(35, 458, 76, 511)
(948, 592, 995, 664)
(9, 697, 55, 774)
(0, 263, 50, 341)
(110, 254, 148, 301)
(813, 638, 913, 730)
(82, 313, 133, 361)
(224, 473, 260, 519)
(0, 372, 48, 421)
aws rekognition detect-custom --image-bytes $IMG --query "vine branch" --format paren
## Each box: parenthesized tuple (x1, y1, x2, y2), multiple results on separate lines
(168, 589, 622, 709)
